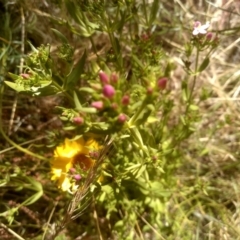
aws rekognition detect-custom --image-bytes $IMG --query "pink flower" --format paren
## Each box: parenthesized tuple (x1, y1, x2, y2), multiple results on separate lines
(74, 174, 81, 180)
(72, 116, 84, 125)
(69, 168, 76, 173)
(91, 101, 104, 110)
(121, 95, 130, 105)
(99, 71, 109, 84)
(103, 84, 115, 98)
(192, 21, 210, 35)
(118, 113, 127, 123)
(157, 77, 167, 90)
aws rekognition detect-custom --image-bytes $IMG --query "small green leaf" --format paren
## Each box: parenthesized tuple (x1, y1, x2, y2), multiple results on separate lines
(189, 104, 199, 111)
(79, 87, 96, 94)
(26, 177, 43, 191)
(80, 107, 97, 113)
(4, 81, 25, 92)
(27, 41, 39, 53)
(149, 0, 160, 25)
(135, 164, 146, 179)
(22, 191, 43, 206)
(73, 91, 82, 110)
(8, 72, 19, 80)
(51, 28, 68, 43)
(66, 50, 87, 90)
(198, 57, 210, 72)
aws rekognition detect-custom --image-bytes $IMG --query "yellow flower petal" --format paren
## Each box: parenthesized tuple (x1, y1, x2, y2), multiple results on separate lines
(51, 137, 100, 192)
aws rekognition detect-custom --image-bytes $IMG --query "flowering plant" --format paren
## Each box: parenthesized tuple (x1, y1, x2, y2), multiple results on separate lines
(1, 0, 221, 239)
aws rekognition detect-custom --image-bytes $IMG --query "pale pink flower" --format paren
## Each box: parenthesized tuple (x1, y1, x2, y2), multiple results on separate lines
(192, 21, 210, 35)
(91, 101, 104, 110)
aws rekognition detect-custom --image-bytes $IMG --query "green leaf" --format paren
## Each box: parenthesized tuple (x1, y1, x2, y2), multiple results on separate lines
(132, 55, 144, 68)
(8, 72, 19, 80)
(4, 81, 26, 92)
(26, 177, 43, 191)
(73, 91, 82, 110)
(65, 0, 81, 24)
(51, 28, 68, 43)
(66, 50, 87, 90)
(198, 57, 210, 72)
(189, 104, 199, 111)
(135, 104, 155, 126)
(135, 164, 146, 179)
(22, 191, 43, 206)
(149, 0, 160, 25)
(79, 107, 97, 113)
(27, 41, 39, 53)
(79, 87, 96, 94)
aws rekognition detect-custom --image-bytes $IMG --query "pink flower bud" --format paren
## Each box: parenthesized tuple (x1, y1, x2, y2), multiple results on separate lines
(103, 84, 115, 98)
(91, 101, 104, 110)
(147, 87, 153, 95)
(69, 168, 76, 173)
(72, 116, 84, 125)
(118, 113, 127, 123)
(74, 174, 81, 180)
(99, 71, 109, 84)
(157, 77, 168, 90)
(89, 151, 99, 159)
(121, 95, 130, 105)
(20, 73, 30, 79)
(193, 21, 201, 28)
(110, 72, 118, 83)
(111, 103, 118, 110)
(206, 32, 213, 40)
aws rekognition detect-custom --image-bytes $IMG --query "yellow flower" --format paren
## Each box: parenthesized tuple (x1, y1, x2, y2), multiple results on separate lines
(51, 137, 100, 192)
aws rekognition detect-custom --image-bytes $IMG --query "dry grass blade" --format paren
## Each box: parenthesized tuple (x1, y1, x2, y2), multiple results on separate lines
(60, 136, 113, 227)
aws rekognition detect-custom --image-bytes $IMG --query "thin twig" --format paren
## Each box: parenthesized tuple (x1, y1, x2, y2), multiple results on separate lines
(93, 199, 103, 240)
(0, 223, 25, 240)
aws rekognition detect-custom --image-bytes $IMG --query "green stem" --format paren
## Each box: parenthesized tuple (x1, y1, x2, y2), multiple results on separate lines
(102, 13, 122, 69)
(51, 81, 73, 103)
(185, 46, 199, 114)
(190, 47, 199, 101)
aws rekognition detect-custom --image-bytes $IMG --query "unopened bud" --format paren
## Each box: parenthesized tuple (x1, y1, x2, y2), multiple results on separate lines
(91, 101, 104, 110)
(69, 168, 76, 173)
(121, 95, 130, 105)
(72, 116, 84, 125)
(111, 103, 118, 110)
(20, 73, 30, 79)
(74, 174, 81, 180)
(118, 113, 127, 123)
(157, 77, 168, 90)
(206, 32, 213, 40)
(147, 87, 153, 95)
(110, 72, 118, 83)
(99, 70, 109, 84)
(103, 84, 115, 98)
